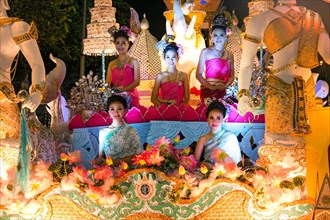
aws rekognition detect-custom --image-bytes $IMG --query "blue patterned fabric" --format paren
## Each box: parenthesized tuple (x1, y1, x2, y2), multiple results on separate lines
(99, 123, 143, 160)
(203, 129, 242, 164)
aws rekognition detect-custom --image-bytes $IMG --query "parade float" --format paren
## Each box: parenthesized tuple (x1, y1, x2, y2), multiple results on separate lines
(1, 0, 329, 219)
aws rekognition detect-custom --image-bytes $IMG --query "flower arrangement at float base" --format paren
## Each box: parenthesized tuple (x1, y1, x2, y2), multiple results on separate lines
(132, 135, 197, 173)
(0, 138, 308, 214)
(50, 150, 128, 206)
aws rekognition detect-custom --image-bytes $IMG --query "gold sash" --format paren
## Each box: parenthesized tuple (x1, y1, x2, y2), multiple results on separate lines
(265, 74, 315, 136)
(0, 82, 20, 139)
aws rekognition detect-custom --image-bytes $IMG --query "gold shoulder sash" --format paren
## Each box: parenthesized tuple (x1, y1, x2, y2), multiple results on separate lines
(13, 21, 39, 44)
(296, 10, 321, 68)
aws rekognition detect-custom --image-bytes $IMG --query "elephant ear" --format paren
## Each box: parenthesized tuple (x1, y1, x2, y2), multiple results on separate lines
(41, 54, 66, 104)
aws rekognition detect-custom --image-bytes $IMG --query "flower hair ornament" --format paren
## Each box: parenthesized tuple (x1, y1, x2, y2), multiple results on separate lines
(156, 35, 184, 59)
(108, 25, 136, 43)
(111, 90, 132, 109)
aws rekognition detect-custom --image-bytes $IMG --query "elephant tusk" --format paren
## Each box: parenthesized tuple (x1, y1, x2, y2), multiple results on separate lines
(185, 15, 196, 40)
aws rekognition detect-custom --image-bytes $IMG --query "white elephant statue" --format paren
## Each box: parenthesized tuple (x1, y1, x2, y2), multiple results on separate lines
(161, 0, 206, 88)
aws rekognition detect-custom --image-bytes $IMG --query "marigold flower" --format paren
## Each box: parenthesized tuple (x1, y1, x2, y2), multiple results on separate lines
(146, 144, 152, 151)
(173, 135, 180, 143)
(60, 153, 68, 162)
(200, 164, 208, 174)
(183, 146, 190, 155)
(179, 165, 186, 175)
(121, 162, 128, 170)
(106, 156, 113, 166)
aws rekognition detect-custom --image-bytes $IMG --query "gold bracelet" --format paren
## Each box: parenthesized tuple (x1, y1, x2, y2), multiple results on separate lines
(243, 34, 261, 44)
(30, 81, 46, 100)
(237, 89, 250, 101)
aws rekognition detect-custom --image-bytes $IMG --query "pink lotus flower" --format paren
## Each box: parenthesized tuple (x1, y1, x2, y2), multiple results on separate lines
(184, 172, 198, 186)
(153, 136, 172, 152)
(179, 155, 197, 172)
(67, 150, 83, 165)
(146, 147, 164, 166)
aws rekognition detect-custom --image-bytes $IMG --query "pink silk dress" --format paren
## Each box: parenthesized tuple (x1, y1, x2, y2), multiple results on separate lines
(200, 57, 231, 101)
(159, 80, 184, 105)
(112, 64, 140, 107)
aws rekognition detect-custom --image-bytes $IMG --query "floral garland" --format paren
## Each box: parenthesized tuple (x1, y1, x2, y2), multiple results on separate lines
(108, 25, 136, 43)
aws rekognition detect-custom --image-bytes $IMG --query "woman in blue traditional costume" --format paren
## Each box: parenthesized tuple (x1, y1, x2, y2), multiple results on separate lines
(194, 101, 241, 165)
(95, 95, 143, 166)
(196, 14, 235, 102)
(238, 0, 330, 145)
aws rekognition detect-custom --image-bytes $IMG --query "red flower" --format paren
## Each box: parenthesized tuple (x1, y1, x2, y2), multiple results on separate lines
(94, 166, 112, 180)
(132, 154, 147, 166)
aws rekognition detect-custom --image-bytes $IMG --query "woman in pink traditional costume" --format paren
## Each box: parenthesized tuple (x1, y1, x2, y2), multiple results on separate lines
(196, 14, 234, 102)
(106, 26, 140, 108)
(151, 42, 190, 106)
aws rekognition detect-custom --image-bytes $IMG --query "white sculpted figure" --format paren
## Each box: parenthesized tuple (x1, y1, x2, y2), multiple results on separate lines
(238, 0, 330, 145)
(0, 0, 46, 139)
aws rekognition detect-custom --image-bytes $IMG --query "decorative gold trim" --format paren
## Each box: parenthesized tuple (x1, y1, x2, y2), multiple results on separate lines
(276, 3, 297, 7)
(243, 34, 261, 44)
(0, 17, 21, 26)
(178, 178, 256, 204)
(191, 190, 253, 219)
(30, 81, 46, 100)
(124, 213, 173, 219)
(238, 89, 250, 101)
(271, 59, 297, 74)
(13, 21, 38, 44)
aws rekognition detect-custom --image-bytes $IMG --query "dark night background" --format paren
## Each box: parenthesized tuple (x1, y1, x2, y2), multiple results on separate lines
(123, 0, 330, 40)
